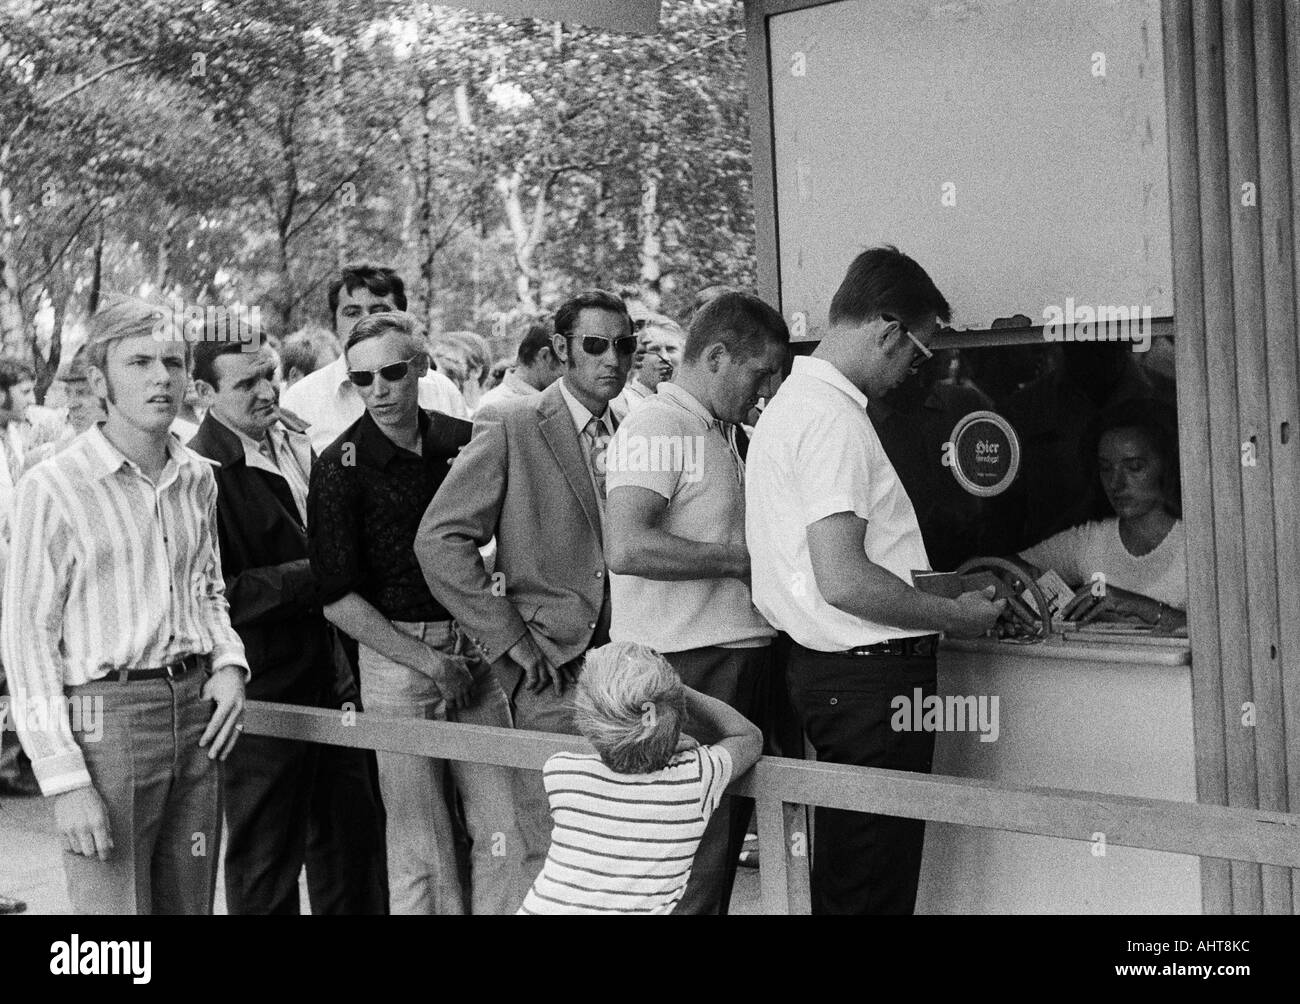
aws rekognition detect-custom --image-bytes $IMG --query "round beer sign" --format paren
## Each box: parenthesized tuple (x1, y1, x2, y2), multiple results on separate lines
(947, 411, 1020, 497)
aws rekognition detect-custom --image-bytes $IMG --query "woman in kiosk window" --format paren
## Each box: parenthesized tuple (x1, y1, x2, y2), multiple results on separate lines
(1016, 399, 1187, 633)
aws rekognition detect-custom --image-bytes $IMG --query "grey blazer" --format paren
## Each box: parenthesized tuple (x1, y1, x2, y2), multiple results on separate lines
(415, 379, 625, 669)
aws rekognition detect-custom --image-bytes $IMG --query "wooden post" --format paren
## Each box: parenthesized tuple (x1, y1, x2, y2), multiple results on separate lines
(1252, 0, 1300, 915)
(1222, 0, 1291, 914)
(1192, 0, 1264, 913)
(1161, 0, 1232, 914)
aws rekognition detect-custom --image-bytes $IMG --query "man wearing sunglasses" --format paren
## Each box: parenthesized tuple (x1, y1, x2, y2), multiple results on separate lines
(416, 289, 633, 900)
(308, 311, 522, 914)
(746, 246, 1004, 916)
(281, 264, 467, 454)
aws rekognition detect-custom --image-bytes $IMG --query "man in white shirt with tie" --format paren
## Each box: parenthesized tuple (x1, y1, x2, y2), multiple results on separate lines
(282, 264, 466, 453)
(746, 246, 1004, 915)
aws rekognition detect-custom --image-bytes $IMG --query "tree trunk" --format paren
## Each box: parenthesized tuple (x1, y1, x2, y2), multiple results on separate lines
(88, 218, 104, 315)
(417, 78, 437, 332)
(0, 139, 24, 355)
(638, 144, 663, 312)
(154, 207, 179, 294)
(496, 166, 542, 314)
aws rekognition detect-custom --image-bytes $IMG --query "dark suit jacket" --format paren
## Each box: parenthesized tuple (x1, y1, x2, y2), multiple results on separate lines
(416, 380, 625, 669)
(188, 413, 331, 704)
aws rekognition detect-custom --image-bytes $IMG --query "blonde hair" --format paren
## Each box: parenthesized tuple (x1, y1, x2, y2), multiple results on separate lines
(575, 643, 685, 774)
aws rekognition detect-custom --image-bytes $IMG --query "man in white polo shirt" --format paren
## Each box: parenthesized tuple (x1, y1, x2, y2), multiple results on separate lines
(606, 290, 788, 914)
(746, 246, 1004, 915)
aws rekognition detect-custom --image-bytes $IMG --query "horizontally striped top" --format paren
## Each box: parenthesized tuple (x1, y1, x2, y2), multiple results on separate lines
(0, 425, 248, 796)
(518, 745, 733, 915)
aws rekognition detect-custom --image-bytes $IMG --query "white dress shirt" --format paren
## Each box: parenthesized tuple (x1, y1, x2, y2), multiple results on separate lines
(281, 354, 467, 454)
(745, 356, 932, 651)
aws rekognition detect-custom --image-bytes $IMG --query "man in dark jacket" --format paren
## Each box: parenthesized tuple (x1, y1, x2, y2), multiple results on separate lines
(190, 339, 387, 914)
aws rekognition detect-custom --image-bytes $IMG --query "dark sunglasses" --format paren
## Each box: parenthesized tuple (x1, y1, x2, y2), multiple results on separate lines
(347, 355, 420, 387)
(566, 333, 638, 357)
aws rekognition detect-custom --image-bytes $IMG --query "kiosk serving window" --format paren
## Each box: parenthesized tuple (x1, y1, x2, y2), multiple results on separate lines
(764, 0, 1183, 627)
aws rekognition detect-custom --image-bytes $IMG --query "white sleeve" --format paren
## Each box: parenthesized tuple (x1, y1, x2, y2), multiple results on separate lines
(1019, 523, 1090, 588)
(697, 745, 735, 822)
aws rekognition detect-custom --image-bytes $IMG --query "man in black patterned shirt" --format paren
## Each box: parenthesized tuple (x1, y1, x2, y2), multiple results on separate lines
(307, 311, 523, 915)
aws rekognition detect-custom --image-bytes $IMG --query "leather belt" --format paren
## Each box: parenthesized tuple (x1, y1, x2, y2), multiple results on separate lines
(843, 635, 940, 658)
(114, 653, 208, 683)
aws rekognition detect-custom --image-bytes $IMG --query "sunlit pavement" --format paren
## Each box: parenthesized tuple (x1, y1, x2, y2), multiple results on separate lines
(1, 793, 761, 915)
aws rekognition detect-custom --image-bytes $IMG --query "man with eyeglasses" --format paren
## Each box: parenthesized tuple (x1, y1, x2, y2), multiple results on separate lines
(416, 289, 633, 898)
(307, 311, 522, 914)
(746, 246, 1004, 915)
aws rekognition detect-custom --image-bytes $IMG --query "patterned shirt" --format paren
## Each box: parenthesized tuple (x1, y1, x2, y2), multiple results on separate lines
(0, 425, 248, 796)
(518, 745, 733, 915)
(308, 408, 471, 622)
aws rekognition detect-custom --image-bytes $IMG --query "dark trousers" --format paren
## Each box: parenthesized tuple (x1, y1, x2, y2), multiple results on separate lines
(787, 645, 936, 915)
(665, 644, 772, 916)
(223, 657, 388, 915)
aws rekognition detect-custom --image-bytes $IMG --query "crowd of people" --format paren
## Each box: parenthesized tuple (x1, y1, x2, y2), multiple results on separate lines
(0, 244, 1185, 916)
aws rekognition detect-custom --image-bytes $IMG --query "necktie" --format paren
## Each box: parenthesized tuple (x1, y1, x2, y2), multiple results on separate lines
(584, 416, 611, 498)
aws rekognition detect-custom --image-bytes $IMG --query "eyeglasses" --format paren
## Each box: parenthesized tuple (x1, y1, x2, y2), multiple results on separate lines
(566, 333, 638, 357)
(884, 315, 935, 373)
(347, 355, 420, 387)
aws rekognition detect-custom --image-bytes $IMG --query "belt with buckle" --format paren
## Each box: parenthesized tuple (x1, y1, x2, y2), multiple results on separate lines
(844, 635, 940, 658)
(114, 653, 207, 683)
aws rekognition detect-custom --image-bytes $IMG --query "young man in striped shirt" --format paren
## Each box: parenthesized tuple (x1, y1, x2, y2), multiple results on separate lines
(0, 297, 249, 915)
(519, 642, 762, 915)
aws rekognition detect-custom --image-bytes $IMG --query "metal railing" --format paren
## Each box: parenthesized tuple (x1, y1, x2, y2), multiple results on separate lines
(243, 700, 1300, 915)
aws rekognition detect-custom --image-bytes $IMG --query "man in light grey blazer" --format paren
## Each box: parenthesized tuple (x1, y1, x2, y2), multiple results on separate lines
(416, 290, 634, 892)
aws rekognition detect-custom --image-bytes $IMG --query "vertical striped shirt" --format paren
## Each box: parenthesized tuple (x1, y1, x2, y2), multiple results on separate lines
(518, 745, 733, 915)
(0, 425, 248, 796)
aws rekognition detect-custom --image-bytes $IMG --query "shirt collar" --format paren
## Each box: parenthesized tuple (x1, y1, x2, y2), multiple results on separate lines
(209, 410, 287, 475)
(354, 407, 433, 471)
(794, 356, 871, 411)
(654, 381, 720, 429)
(502, 370, 533, 396)
(322, 355, 361, 402)
(84, 423, 197, 482)
(558, 378, 614, 436)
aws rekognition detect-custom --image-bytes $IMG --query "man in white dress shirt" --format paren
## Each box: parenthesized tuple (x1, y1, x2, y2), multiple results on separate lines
(746, 246, 1003, 915)
(282, 264, 466, 453)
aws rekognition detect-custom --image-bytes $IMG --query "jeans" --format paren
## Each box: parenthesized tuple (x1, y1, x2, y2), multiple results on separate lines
(787, 645, 937, 915)
(664, 644, 772, 915)
(63, 669, 221, 915)
(359, 620, 523, 915)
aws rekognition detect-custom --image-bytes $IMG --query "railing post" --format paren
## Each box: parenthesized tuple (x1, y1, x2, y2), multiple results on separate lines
(784, 801, 812, 914)
(756, 780, 790, 915)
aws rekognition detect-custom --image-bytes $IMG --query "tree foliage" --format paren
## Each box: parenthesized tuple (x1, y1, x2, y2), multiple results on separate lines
(0, 0, 754, 397)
